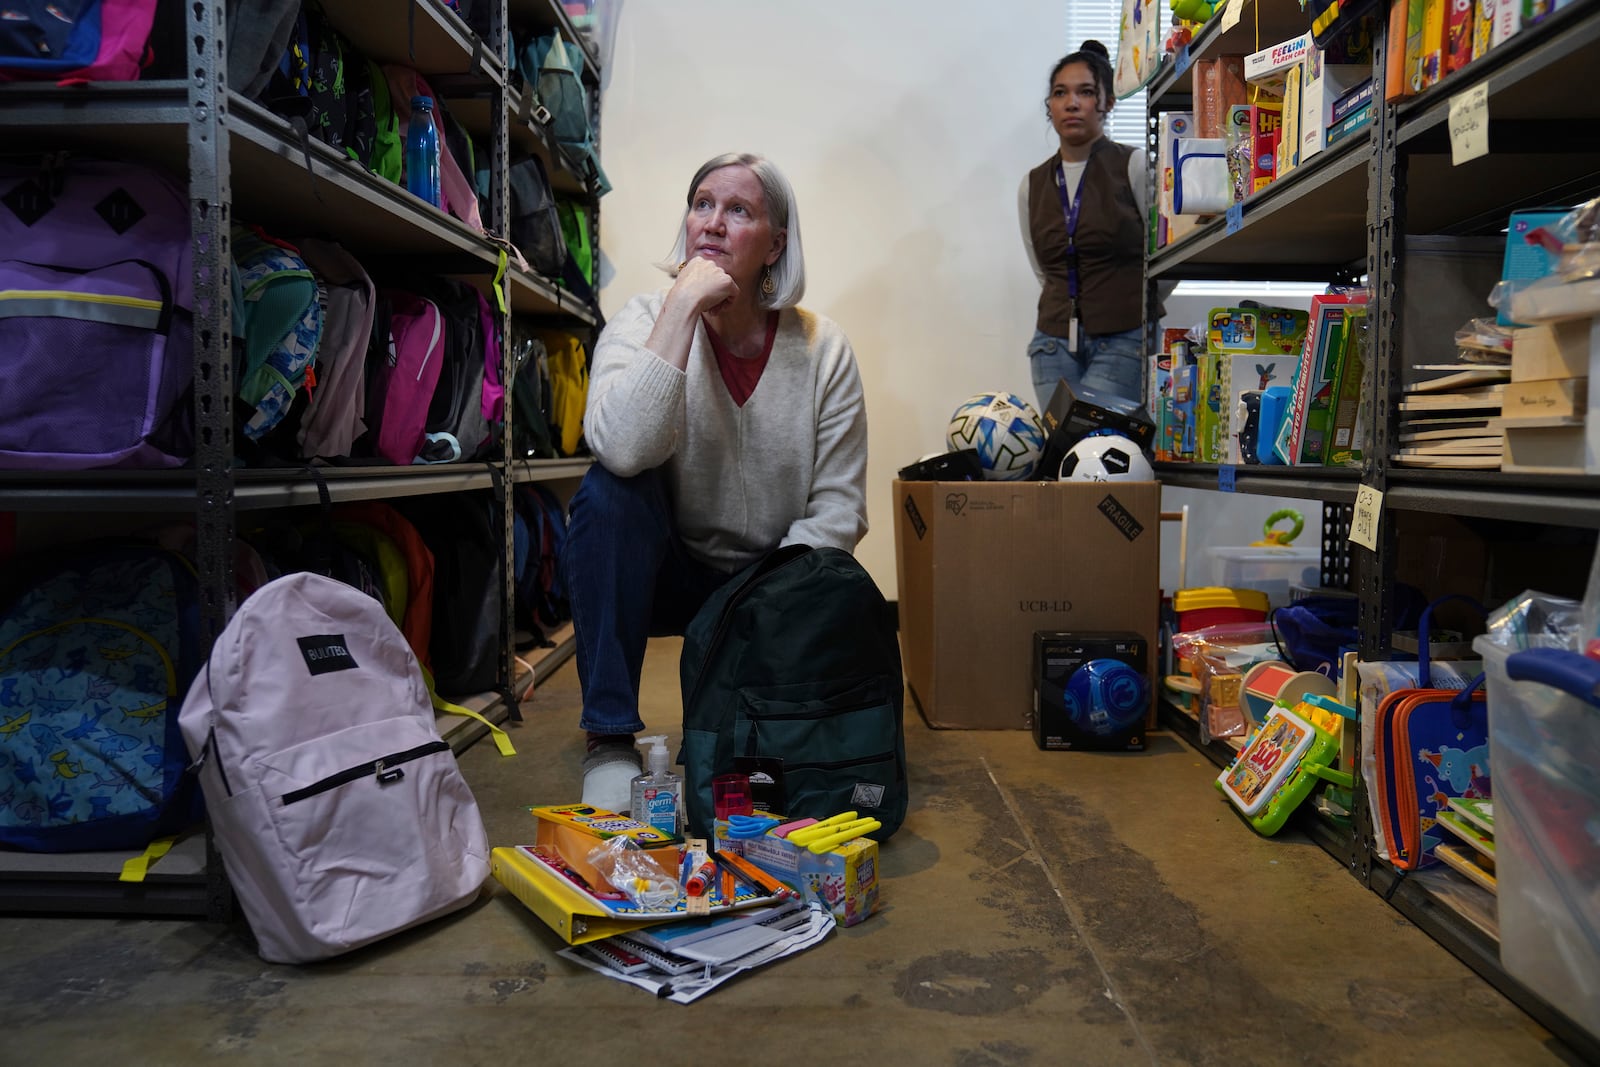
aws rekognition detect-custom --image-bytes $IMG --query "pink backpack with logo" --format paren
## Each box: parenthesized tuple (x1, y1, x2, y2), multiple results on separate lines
(178, 571, 489, 963)
(0, 0, 160, 84)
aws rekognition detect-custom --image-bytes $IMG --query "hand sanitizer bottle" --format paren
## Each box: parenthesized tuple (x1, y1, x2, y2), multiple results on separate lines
(629, 735, 683, 838)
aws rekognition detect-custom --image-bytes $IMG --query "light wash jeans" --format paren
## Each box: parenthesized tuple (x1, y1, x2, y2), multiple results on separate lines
(1027, 326, 1146, 415)
(561, 464, 736, 735)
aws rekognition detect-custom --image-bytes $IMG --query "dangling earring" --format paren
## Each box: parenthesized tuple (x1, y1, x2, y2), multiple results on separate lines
(760, 266, 776, 296)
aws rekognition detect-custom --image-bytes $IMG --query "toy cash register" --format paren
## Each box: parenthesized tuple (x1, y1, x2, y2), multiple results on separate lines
(1215, 704, 1351, 835)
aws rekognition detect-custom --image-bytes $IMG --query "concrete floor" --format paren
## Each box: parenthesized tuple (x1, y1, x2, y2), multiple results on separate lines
(0, 638, 1575, 1066)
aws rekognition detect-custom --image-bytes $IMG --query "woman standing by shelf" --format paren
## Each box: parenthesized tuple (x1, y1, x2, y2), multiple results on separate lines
(1019, 40, 1155, 416)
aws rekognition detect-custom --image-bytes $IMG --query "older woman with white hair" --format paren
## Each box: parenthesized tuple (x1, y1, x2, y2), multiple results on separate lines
(563, 151, 870, 811)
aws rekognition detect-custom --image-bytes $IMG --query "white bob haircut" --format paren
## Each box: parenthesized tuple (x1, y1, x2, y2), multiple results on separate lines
(660, 152, 806, 310)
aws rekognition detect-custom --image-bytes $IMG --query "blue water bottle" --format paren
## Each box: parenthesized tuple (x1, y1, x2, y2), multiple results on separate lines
(406, 95, 442, 209)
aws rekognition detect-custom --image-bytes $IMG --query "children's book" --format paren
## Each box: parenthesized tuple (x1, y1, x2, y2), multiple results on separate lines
(1449, 796, 1495, 835)
(1435, 842, 1497, 892)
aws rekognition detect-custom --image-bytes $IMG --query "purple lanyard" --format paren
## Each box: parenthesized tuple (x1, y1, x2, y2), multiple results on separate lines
(1054, 160, 1081, 300)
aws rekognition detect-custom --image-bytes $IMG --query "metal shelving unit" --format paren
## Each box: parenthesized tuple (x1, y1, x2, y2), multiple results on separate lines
(0, 0, 601, 918)
(1146, 1, 1600, 1054)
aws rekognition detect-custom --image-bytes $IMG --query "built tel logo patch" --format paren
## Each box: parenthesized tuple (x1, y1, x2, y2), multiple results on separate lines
(296, 634, 359, 676)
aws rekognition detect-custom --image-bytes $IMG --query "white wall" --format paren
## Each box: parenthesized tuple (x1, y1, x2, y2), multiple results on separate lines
(596, 0, 1071, 593)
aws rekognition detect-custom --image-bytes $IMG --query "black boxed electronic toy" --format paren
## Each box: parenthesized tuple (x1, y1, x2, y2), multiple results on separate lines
(1032, 631, 1150, 751)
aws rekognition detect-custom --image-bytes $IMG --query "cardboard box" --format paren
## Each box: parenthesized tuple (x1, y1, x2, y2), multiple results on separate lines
(1193, 54, 1247, 139)
(1249, 102, 1284, 193)
(1245, 33, 1313, 90)
(1220, 352, 1303, 464)
(1502, 377, 1587, 419)
(894, 479, 1160, 731)
(1444, 0, 1474, 74)
(1277, 62, 1303, 178)
(1035, 377, 1156, 481)
(1513, 320, 1593, 382)
(728, 819, 879, 927)
(1159, 112, 1204, 247)
(1300, 60, 1370, 161)
(1033, 631, 1150, 750)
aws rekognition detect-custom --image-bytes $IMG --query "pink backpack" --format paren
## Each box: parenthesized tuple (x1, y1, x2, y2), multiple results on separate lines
(370, 291, 445, 466)
(0, 0, 159, 84)
(178, 572, 488, 963)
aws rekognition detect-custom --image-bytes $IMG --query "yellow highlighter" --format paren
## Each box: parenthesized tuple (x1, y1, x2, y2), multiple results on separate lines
(806, 819, 881, 853)
(785, 812, 860, 846)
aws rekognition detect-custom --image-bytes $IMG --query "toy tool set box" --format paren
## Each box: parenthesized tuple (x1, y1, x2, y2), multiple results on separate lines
(1035, 377, 1157, 480)
(1032, 631, 1151, 751)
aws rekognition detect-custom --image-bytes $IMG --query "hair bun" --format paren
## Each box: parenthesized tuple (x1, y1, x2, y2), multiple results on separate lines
(1081, 39, 1110, 60)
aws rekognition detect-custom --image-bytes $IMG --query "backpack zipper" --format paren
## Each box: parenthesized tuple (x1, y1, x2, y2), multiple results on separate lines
(279, 740, 449, 805)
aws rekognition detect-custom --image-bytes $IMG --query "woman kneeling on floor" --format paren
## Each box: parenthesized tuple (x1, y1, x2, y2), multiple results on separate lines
(561, 151, 870, 812)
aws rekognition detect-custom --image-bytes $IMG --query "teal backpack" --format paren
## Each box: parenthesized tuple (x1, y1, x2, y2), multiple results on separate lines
(679, 546, 908, 841)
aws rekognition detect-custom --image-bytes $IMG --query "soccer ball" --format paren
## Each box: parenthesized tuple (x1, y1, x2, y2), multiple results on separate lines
(945, 392, 1047, 480)
(1058, 432, 1154, 482)
(1064, 659, 1149, 736)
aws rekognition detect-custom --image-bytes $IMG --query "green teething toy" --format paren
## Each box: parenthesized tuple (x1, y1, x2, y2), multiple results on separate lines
(1254, 509, 1303, 547)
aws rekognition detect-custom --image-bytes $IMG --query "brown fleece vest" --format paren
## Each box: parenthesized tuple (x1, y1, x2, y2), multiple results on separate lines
(1027, 138, 1145, 337)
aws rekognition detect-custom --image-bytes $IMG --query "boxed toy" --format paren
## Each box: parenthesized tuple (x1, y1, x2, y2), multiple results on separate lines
(1174, 359, 1201, 459)
(1284, 293, 1367, 464)
(1277, 62, 1303, 179)
(1208, 305, 1310, 356)
(1192, 54, 1247, 138)
(1325, 306, 1370, 466)
(1498, 208, 1572, 326)
(1035, 376, 1157, 480)
(1033, 631, 1150, 750)
(1300, 57, 1370, 161)
(1220, 351, 1303, 464)
(1245, 33, 1313, 91)
(1249, 102, 1283, 193)
(729, 819, 879, 927)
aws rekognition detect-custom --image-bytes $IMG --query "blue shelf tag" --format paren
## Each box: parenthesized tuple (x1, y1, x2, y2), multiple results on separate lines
(1172, 45, 1191, 80)
(1218, 464, 1237, 492)
(1225, 203, 1244, 235)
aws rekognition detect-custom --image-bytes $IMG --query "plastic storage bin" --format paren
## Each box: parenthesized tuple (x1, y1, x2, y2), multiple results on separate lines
(1208, 546, 1320, 609)
(1473, 638, 1600, 1040)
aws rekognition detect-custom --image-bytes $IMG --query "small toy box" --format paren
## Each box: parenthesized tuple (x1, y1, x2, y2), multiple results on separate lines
(722, 817, 879, 928)
(1032, 631, 1151, 750)
(532, 804, 681, 892)
(1215, 705, 1350, 835)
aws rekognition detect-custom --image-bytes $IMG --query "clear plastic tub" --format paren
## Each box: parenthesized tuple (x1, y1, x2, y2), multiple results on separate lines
(1207, 546, 1321, 609)
(1474, 636, 1600, 1040)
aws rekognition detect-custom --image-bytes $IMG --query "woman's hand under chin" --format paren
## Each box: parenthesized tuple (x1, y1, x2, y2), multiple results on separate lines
(673, 255, 740, 315)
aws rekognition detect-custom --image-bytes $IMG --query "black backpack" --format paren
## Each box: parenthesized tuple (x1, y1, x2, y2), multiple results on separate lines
(679, 546, 908, 841)
(398, 491, 503, 698)
(508, 156, 566, 279)
(509, 320, 557, 460)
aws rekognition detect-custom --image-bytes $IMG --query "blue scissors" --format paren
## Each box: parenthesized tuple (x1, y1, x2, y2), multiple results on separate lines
(725, 814, 780, 839)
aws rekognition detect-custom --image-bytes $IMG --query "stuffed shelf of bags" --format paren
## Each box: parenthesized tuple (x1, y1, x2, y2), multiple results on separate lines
(0, 0, 603, 916)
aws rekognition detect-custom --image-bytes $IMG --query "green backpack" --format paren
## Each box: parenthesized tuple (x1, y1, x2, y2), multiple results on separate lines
(679, 545, 908, 841)
(367, 57, 402, 183)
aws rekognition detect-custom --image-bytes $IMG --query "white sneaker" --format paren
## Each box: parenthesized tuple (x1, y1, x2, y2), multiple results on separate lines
(581, 744, 641, 814)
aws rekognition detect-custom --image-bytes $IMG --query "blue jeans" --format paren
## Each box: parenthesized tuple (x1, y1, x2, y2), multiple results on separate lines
(561, 465, 736, 735)
(1028, 326, 1146, 415)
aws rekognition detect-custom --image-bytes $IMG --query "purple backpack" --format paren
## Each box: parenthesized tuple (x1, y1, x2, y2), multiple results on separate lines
(0, 158, 193, 469)
(0, 0, 160, 83)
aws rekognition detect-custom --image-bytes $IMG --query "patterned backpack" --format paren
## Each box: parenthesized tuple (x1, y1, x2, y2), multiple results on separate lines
(0, 545, 203, 852)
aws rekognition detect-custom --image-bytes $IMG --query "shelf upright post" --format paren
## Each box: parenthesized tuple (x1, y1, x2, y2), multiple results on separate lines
(187, 0, 236, 922)
(1144, 106, 1160, 403)
(490, 0, 520, 712)
(1354, 18, 1402, 890)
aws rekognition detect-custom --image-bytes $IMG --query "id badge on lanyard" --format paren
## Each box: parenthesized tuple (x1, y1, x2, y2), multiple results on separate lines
(1055, 160, 1081, 351)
